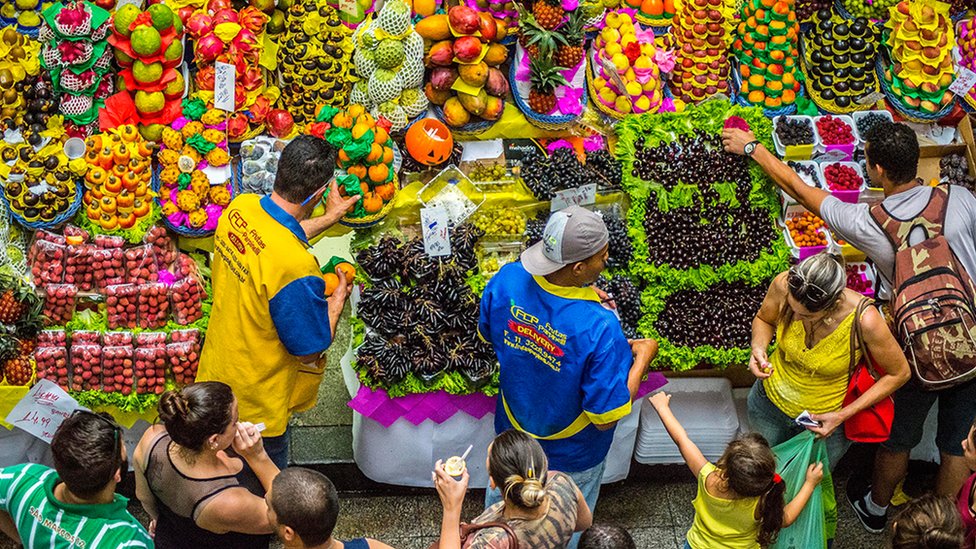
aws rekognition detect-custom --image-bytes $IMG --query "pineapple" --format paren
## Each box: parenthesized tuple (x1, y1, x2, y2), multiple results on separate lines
(555, 8, 585, 69)
(0, 273, 32, 325)
(2, 353, 32, 385)
(532, 0, 564, 30)
(517, 6, 566, 60)
(528, 56, 569, 114)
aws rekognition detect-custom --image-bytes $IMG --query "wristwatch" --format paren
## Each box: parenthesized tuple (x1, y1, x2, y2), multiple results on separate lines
(744, 141, 760, 157)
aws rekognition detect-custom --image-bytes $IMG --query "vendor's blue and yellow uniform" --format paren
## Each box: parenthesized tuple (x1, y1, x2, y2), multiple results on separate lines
(199, 194, 332, 437)
(478, 261, 633, 473)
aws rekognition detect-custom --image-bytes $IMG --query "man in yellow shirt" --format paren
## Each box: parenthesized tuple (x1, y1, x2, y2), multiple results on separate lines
(198, 135, 358, 469)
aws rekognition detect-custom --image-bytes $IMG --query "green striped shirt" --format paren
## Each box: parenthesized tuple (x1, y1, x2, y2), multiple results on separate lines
(0, 463, 153, 548)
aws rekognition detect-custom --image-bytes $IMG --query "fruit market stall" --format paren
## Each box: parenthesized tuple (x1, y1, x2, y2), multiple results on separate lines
(1, 0, 976, 480)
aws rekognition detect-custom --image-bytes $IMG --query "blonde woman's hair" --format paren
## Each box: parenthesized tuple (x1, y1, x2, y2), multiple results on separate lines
(489, 430, 550, 509)
(780, 252, 847, 324)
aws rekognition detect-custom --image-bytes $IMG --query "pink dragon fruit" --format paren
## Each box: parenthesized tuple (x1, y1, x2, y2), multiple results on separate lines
(211, 8, 238, 26)
(194, 65, 215, 90)
(194, 33, 224, 63)
(186, 12, 213, 39)
(239, 66, 263, 92)
(56, 2, 90, 29)
(249, 95, 270, 124)
(232, 27, 258, 55)
(723, 116, 750, 132)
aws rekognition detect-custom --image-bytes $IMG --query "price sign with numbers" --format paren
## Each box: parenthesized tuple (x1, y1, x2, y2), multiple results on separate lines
(6, 380, 82, 444)
(950, 66, 976, 97)
(214, 61, 236, 112)
(551, 183, 597, 212)
(421, 206, 451, 257)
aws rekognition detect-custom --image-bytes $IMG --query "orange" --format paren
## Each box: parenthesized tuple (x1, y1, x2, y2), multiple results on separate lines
(323, 273, 339, 296)
(373, 127, 389, 145)
(338, 148, 352, 168)
(348, 164, 367, 180)
(382, 146, 394, 165)
(366, 143, 383, 162)
(362, 192, 383, 213)
(351, 122, 371, 140)
(368, 163, 389, 183)
(335, 262, 356, 281)
(641, 0, 664, 16)
(347, 104, 365, 118)
(747, 90, 765, 104)
(332, 113, 352, 129)
(375, 182, 396, 201)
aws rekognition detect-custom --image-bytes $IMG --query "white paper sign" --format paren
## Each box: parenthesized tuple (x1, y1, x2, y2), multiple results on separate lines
(856, 91, 885, 106)
(950, 66, 976, 97)
(5, 380, 83, 444)
(214, 61, 236, 112)
(421, 206, 451, 257)
(551, 183, 597, 212)
(816, 149, 849, 163)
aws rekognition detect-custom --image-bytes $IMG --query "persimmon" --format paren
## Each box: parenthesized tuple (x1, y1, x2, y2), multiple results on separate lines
(362, 192, 383, 213)
(323, 273, 339, 296)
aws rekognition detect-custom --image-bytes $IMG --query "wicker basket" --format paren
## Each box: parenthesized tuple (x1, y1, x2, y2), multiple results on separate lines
(0, 181, 83, 230)
(431, 104, 498, 139)
(339, 173, 399, 229)
(874, 52, 955, 123)
(586, 58, 670, 119)
(151, 165, 235, 238)
(510, 56, 587, 131)
(799, 41, 881, 114)
(731, 66, 800, 117)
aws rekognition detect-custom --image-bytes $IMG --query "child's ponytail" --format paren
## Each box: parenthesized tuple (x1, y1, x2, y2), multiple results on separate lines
(756, 474, 786, 547)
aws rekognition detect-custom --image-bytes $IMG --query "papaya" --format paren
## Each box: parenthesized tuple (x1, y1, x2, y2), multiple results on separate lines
(416, 14, 451, 41)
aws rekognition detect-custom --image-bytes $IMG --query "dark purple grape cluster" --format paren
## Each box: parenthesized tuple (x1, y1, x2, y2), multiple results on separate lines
(585, 149, 623, 189)
(643, 191, 777, 270)
(631, 131, 752, 191)
(796, 0, 832, 21)
(775, 117, 814, 146)
(604, 207, 633, 270)
(597, 275, 643, 339)
(526, 213, 547, 246)
(654, 281, 768, 350)
(520, 148, 587, 201)
(355, 224, 496, 385)
(855, 113, 888, 140)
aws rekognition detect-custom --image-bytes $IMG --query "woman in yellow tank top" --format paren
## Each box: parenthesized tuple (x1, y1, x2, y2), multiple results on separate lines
(748, 252, 910, 469)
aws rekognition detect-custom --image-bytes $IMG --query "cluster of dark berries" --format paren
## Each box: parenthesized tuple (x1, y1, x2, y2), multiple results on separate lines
(631, 131, 751, 190)
(584, 149, 623, 190)
(520, 148, 587, 201)
(596, 275, 643, 339)
(855, 112, 888, 140)
(654, 281, 768, 350)
(775, 117, 815, 146)
(941, 154, 976, 192)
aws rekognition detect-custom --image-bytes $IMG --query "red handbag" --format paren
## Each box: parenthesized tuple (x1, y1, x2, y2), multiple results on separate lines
(843, 298, 895, 443)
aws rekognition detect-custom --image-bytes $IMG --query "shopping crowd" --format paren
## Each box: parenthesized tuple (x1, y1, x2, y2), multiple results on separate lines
(1, 122, 975, 548)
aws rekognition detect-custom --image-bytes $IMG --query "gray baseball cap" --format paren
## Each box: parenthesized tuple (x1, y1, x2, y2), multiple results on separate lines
(521, 206, 609, 276)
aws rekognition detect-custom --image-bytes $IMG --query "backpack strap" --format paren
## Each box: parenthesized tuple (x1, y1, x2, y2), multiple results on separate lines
(869, 185, 949, 254)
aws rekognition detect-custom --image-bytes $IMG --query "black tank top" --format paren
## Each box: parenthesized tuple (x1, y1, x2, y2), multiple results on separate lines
(145, 432, 270, 549)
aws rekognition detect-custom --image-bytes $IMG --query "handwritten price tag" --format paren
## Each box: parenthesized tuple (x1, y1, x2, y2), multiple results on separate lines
(421, 206, 451, 257)
(817, 148, 851, 163)
(551, 183, 597, 212)
(214, 61, 236, 112)
(5, 380, 82, 444)
(950, 66, 976, 97)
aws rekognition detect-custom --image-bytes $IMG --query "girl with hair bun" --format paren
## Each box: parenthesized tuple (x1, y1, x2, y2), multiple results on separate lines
(886, 493, 965, 549)
(433, 430, 593, 549)
(132, 382, 280, 549)
(649, 392, 823, 549)
(748, 251, 910, 469)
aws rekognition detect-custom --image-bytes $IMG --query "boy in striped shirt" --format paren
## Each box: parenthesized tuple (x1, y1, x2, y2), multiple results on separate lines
(0, 410, 153, 548)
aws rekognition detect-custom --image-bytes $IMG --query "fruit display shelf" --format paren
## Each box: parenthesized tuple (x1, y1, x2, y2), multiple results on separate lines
(0, 180, 82, 231)
(798, 18, 882, 115)
(875, 49, 957, 122)
(615, 100, 791, 370)
(510, 44, 588, 131)
(731, 66, 802, 117)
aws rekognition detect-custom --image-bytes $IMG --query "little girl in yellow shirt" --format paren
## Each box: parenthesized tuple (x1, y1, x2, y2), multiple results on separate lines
(648, 392, 824, 549)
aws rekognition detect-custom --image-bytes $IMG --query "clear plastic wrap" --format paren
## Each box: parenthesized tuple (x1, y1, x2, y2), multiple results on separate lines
(101, 345, 134, 395)
(35, 346, 70, 390)
(134, 346, 166, 395)
(105, 284, 138, 329)
(166, 341, 199, 386)
(41, 284, 77, 326)
(64, 243, 95, 291)
(123, 245, 158, 285)
(91, 247, 125, 290)
(137, 283, 170, 329)
(70, 344, 102, 392)
(29, 239, 65, 286)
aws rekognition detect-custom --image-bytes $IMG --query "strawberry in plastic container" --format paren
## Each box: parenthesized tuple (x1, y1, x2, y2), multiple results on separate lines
(102, 331, 133, 346)
(30, 240, 65, 286)
(167, 341, 199, 386)
(36, 346, 70, 390)
(37, 330, 68, 348)
(92, 248, 125, 290)
(101, 346, 134, 395)
(70, 344, 102, 392)
(105, 284, 139, 329)
(70, 330, 101, 346)
(135, 346, 166, 395)
(124, 245, 159, 285)
(144, 226, 178, 271)
(137, 283, 171, 329)
(135, 332, 168, 349)
(171, 277, 204, 325)
(64, 244, 95, 291)
(42, 284, 78, 326)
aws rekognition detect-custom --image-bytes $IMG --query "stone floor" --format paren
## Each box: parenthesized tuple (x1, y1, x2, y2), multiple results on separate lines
(0, 462, 890, 549)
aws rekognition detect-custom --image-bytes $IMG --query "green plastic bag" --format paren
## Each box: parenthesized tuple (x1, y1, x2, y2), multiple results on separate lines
(770, 431, 837, 549)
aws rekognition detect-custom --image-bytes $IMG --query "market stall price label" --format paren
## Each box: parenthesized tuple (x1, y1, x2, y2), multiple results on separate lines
(950, 67, 976, 97)
(551, 183, 597, 212)
(214, 61, 236, 113)
(5, 380, 82, 444)
(856, 91, 885, 106)
(421, 206, 451, 257)
(817, 146, 853, 163)
(784, 144, 814, 160)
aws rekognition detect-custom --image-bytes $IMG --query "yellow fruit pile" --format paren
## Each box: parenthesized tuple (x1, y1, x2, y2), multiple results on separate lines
(81, 125, 154, 231)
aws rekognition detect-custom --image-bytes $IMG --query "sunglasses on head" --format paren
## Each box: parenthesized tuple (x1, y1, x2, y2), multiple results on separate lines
(787, 268, 834, 312)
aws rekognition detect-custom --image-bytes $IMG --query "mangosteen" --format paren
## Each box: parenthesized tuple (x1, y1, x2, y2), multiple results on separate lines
(317, 58, 333, 71)
(39, 191, 56, 205)
(834, 23, 850, 36)
(43, 155, 59, 170)
(22, 193, 39, 207)
(54, 170, 70, 182)
(294, 33, 310, 44)
(285, 38, 297, 49)
(835, 81, 850, 93)
(18, 147, 31, 162)
(27, 159, 42, 170)
(1, 147, 16, 162)
(317, 5, 330, 16)
(22, 207, 39, 220)
(821, 75, 834, 87)
(302, 60, 317, 71)
(821, 45, 834, 58)
(852, 53, 866, 65)
(26, 133, 41, 147)
(835, 39, 849, 51)
(281, 72, 295, 84)
(322, 89, 335, 100)
(5, 180, 23, 197)
(38, 207, 55, 222)
(329, 46, 342, 58)
(851, 67, 866, 79)
(302, 103, 317, 116)
(819, 61, 832, 74)
(811, 50, 823, 64)
(822, 89, 836, 101)
(835, 54, 850, 65)
(301, 74, 317, 87)
(851, 81, 866, 92)
(851, 38, 866, 51)
(303, 2, 315, 11)
(836, 68, 849, 79)
(327, 16, 341, 27)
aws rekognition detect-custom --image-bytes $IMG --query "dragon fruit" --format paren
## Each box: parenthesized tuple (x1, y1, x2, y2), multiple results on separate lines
(56, 2, 90, 29)
(723, 116, 750, 132)
(186, 13, 213, 39)
(195, 34, 224, 64)
(234, 86, 247, 109)
(195, 65, 215, 90)
(249, 95, 270, 124)
(232, 28, 258, 55)
(240, 66, 263, 91)
(207, 0, 232, 12)
(212, 8, 238, 26)
(237, 6, 268, 34)
(227, 113, 249, 139)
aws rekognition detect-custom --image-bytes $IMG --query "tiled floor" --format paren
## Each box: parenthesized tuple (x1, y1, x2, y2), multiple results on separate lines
(0, 463, 890, 549)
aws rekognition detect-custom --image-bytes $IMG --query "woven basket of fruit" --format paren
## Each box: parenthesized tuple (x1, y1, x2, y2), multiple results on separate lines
(431, 105, 497, 139)
(0, 180, 83, 231)
(510, 56, 588, 131)
(339, 173, 400, 229)
(875, 55, 956, 123)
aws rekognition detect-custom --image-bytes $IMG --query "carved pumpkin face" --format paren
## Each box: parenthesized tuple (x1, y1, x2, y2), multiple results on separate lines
(405, 118, 453, 167)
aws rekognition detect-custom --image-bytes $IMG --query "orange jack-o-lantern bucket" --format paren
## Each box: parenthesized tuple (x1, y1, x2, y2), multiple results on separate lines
(405, 118, 454, 166)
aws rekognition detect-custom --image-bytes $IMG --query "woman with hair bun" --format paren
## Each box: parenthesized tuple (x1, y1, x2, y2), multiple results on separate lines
(433, 430, 593, 548)
(748, 251, 910, 468)
(132, 382, 279, 548)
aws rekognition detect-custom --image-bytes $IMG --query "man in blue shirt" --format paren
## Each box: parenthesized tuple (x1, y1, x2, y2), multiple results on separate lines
(479, 206, 658, 548)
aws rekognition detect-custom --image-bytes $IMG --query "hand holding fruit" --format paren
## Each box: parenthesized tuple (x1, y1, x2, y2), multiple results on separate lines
(749, 345, 772, 379)
(722, 128, 758, 156)
(327, 266, 353, 306)
(319, 179, 361, 228)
